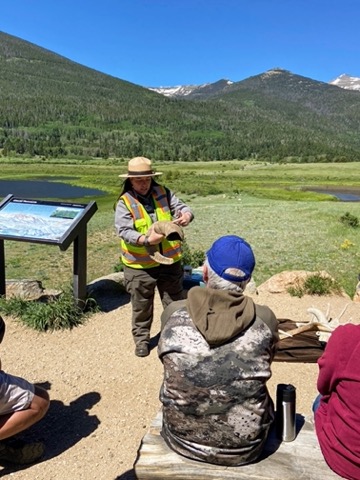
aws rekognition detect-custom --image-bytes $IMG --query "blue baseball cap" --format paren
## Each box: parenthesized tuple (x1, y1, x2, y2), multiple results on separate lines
(206, 235, 255, 282)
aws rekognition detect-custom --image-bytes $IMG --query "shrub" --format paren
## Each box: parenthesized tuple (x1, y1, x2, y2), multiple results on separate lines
(287, 282, 304, 298)
(287, 273, 342, 298)
(181, 240, 205, 268)
(340, 212, 359, 228)
(303, 274, 341, 296)
(114, 260, 124, 272)
(0, 288, 98, 331)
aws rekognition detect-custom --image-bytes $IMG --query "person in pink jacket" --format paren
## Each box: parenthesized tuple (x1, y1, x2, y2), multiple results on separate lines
(314, 323, 360, 480)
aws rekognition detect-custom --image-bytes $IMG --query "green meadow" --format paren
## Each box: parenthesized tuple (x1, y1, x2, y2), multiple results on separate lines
(1, 158, 359, 296)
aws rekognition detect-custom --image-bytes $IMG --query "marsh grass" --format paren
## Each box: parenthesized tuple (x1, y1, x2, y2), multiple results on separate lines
(1, 159, 360, 298)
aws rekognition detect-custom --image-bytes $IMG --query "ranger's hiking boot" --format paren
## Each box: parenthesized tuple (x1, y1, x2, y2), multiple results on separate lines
(0, 439, 45, 465)
(135, 344, 149, 357)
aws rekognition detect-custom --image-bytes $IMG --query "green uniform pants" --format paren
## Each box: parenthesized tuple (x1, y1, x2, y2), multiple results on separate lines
(123, 261, 184, 346)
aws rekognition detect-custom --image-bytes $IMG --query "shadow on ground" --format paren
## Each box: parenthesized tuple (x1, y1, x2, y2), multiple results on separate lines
(115, 469, 137, 480)
(149, 331, 160, 352)
(0, 382, 101, 476)
(255, 413, 305, 462)
(87, 277, 130, 312)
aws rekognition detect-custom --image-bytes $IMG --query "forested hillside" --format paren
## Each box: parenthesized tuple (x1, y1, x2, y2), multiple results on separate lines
(1, 31, 360, 162)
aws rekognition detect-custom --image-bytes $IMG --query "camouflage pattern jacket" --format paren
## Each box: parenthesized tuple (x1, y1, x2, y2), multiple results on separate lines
(158, 286, 279, 466)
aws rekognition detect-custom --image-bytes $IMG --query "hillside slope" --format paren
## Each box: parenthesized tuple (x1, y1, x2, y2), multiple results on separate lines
(1, 32, 360, 161)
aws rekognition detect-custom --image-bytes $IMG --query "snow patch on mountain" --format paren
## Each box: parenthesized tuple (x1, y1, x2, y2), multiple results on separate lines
(149, 80, 233, 98)
(329, 74, 360, 91)
(148, 85, 205, 97)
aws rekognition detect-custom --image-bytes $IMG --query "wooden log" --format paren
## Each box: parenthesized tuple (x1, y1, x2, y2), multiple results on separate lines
(134, 410, 342, 480)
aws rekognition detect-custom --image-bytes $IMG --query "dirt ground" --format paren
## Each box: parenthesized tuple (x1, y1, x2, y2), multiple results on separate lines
(1, 279, 359, 480)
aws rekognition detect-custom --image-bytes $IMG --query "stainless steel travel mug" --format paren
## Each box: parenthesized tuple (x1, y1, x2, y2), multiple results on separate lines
(276, 383, 296, 442)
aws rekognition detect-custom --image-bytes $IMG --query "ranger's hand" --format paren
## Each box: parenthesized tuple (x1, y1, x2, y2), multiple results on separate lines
(173, 211, 192, 227)
(145, 224, 165, 245)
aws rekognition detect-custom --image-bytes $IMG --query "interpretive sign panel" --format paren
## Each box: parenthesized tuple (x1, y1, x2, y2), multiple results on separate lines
(0, 195, 97, 251)
(0, 195, 98, 303)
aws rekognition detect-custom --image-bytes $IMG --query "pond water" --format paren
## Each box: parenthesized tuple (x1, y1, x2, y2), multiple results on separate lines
(0, 180, 359, 202)
(0, 179, 106, 200)
(304, 187, 360, 202)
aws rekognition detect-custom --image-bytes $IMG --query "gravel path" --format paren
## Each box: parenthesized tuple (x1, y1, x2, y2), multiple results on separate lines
(1, 282, 359, 479)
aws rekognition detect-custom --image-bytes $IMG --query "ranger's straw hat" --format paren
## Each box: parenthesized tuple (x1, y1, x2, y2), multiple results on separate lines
(119, 157, 163, 178)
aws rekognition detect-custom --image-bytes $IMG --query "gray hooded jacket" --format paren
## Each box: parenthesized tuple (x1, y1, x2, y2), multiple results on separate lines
(158, 286, 278, 466)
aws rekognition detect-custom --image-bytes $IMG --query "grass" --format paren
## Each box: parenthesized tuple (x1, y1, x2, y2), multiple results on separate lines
(0, 287, 99, 331)
(287, 273, 343, 298)
(185, 194, 360, 295)
(0, 157, 360, 299)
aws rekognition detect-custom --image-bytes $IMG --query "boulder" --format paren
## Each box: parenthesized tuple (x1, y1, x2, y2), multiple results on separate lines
(258, 270, 349, 298)
(5, 279, 61, 301)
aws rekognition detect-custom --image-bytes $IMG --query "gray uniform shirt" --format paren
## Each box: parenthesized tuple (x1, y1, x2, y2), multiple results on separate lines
(114, 186, 193, 245)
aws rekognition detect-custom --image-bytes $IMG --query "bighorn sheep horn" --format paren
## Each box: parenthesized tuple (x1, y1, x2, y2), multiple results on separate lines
(145, 221, 184, 265)
(151, 221, 184, 241)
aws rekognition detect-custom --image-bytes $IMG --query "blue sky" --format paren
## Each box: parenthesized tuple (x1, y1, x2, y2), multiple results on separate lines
(1, 0, 359, 87)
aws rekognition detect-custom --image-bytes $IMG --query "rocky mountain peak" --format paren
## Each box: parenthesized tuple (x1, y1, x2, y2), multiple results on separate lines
(329, 74, 360, 91)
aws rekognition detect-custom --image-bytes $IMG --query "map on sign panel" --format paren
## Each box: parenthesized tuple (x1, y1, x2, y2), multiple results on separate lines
(0, 197, 85, 242)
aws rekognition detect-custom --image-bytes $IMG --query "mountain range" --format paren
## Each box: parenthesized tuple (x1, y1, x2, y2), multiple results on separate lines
(149, 74, 360, 98)
(1, 30, 360, 162)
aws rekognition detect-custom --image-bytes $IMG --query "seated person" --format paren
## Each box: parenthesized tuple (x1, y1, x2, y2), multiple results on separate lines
(314, 323, 360, 480)
(0, 316, 50, 465)
(158, 235, 279, 466)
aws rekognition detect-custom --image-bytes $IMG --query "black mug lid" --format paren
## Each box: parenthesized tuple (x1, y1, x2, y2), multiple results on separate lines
(277, 383, 296, 401)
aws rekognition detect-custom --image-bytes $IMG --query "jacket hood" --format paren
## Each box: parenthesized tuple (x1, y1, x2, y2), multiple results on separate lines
(186, 286, 256, 347)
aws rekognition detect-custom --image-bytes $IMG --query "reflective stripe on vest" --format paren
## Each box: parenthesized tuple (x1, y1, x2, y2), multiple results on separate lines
(120, 186, 182, 268)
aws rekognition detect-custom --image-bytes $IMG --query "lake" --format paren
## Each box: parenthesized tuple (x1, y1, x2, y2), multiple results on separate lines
(0, 179, 106, 200)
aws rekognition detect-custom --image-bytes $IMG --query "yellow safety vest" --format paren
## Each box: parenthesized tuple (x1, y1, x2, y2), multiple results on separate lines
(120, 186, 182, 268)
